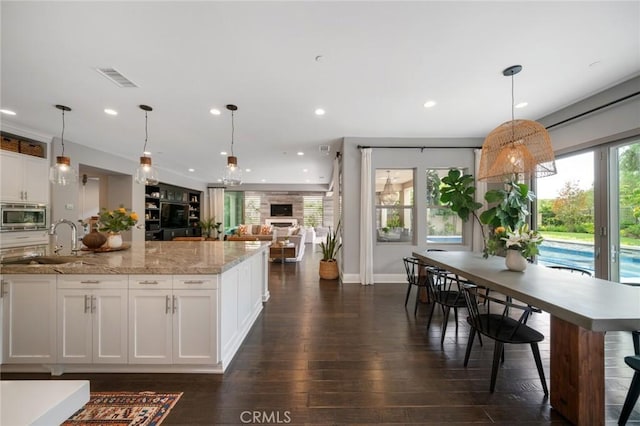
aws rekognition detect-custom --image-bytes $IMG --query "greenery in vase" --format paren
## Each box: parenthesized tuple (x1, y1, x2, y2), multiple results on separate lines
(98, 207, 138, 233)
(320, 221, 342, 262)
(480, 178, 535, 231)
(486, 224, 543, 258)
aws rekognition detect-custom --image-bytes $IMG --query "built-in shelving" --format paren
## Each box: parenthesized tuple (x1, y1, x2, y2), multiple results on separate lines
(144, 183, 202, 241)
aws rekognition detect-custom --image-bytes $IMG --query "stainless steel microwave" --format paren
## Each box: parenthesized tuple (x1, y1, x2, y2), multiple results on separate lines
(0, 203, 47, 232)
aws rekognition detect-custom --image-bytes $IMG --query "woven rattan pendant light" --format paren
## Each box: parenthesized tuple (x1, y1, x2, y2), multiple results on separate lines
(478, 65, 556, 182)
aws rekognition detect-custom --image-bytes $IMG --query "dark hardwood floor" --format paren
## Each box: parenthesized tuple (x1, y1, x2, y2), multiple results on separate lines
(2, 247, 639, 425)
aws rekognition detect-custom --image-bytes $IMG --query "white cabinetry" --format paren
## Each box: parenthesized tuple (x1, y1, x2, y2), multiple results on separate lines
(1, 275, 56, 363)
(0, 151, 49, 203)
(129, 275, 217, 365)
(57, 276, 128, 364)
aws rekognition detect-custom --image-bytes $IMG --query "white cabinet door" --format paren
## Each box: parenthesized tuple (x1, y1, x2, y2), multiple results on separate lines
(0, 151, 49, 203)
(2, 275, 56, 363)
(128, 289, 173, 364)
(22, 155, 49, 203)
(172, 289, 217, 364)
(93, 288, 128, 363)
(0, 152, 24, 201)
(57, 289, 92, 363)
(57, 276, 128, 364)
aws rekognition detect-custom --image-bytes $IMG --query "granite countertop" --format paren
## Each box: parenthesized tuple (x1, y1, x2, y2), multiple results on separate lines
(0, 241, 270, 275)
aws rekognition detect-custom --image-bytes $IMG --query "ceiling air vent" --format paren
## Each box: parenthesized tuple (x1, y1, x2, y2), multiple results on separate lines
(95, 67, 138, 88)
(319, 145, 330, 154)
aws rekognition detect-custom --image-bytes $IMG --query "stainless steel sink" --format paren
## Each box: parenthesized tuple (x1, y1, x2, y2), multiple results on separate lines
(1, 256, 82, 265)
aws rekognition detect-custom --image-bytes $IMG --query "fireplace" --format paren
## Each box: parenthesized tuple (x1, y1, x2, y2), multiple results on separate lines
(265, 218, 297, 228)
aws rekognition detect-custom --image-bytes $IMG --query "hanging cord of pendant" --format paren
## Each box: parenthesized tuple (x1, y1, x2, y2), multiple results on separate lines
(61, 108, 66, 157)
(510, 71, 516, 143)
(230, 109, 235, 156)
(142, 110, 149, 155)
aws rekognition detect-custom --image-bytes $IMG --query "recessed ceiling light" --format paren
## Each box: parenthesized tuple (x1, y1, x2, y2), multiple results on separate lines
(423, 100, 437, 108)
(315, 108, 325, 116)
(210, 108, 221, 115)
(245, 168, 251, 172)
(261, 179, 266, 183)
(303, 169, 308, 172)
(220, 151, 227, 156)
(104, 108, 118, 116)
(188, 168, 195, 172)
(0, 109, 17, 115)
(297, 151, 304, 156)
(515, 102, 528, 109)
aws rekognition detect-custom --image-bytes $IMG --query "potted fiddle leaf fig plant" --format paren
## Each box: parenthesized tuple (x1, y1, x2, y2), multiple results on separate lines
(319, 221, 342, 280)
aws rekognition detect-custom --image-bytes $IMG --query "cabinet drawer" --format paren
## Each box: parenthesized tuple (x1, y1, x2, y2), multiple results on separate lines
(57, 275, 128, 289)
(129, 275, 172, 289)
(174, 275, 217, 290)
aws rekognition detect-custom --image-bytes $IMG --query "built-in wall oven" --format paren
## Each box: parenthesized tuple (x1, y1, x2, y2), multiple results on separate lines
(1, 203, 48, 232)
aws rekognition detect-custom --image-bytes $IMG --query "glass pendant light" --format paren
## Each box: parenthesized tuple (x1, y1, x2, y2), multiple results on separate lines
(380, 171, 399, 205)
(222, 104, 242, 186)
(49, 104, 78, 185)
(134, 104, 159, 185)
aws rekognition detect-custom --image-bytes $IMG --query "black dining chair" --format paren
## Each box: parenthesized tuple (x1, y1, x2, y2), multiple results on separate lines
(461, 283, 549, 396)
(402, 257, 430, 315)
(619, 330, 640, 425)
(425, 267, 471, 345)
(547, 265, 592, 276)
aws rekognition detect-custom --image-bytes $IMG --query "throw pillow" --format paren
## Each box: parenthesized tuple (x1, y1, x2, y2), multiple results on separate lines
(238, 224, 251, 236)
(260, 224, 272, 235)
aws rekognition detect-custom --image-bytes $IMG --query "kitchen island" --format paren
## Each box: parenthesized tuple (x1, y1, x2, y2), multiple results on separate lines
(0, 240, 270, 374)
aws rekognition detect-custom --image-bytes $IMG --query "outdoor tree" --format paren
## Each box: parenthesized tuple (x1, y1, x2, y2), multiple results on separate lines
(552, 181, 593, 232)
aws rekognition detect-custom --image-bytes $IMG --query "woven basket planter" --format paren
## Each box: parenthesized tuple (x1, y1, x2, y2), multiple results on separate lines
(319, 260, 339, 280)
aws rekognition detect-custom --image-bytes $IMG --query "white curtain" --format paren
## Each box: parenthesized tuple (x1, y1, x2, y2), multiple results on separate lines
(360, 148, 374, 285)
(473, 149, 488, 253)
(207, 187, 225, 226)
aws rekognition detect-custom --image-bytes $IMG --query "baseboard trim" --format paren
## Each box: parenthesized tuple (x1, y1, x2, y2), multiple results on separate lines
(341, 273, 405, 284)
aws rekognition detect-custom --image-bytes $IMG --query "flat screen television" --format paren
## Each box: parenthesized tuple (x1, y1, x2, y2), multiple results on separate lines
(160, 202, 188, 228)
(270, 203, 293, 217)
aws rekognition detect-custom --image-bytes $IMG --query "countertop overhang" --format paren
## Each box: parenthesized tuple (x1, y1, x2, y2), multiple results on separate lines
(0, 240, 270, 275)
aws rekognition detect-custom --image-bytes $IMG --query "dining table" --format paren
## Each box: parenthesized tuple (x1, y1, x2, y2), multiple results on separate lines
(413, 250, 640, 426)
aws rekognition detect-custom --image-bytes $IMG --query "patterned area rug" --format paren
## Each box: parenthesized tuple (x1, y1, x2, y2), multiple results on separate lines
(62, 391, 182, 426)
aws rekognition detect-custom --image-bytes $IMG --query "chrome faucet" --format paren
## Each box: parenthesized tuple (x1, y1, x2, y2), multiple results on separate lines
(49, 219, 79, 255)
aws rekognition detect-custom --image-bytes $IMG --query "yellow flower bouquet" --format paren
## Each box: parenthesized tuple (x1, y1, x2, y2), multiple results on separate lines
(98, 207, 139, 233)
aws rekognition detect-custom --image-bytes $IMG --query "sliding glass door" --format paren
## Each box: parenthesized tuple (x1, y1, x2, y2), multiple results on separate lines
(535, 139, 640, 284)
(536, 152, 595, 274)
(611, 139, 640, 284)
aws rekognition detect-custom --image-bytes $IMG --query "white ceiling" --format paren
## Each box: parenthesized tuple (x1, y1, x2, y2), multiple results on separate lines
(1, 1, 639, 186)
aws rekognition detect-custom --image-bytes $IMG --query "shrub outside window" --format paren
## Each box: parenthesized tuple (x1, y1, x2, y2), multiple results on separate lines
(426, 169, 463, 244)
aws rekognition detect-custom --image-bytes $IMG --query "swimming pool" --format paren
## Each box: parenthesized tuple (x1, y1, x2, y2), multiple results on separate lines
(538, 240, 640, 281)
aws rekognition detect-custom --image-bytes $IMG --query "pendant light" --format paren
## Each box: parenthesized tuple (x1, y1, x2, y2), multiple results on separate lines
(478, 65, 557, 182)
(49, 104, 78, 185)
(222, 104, 242, 186)
(134, 104, 159, 185)
(380, 170, 399, 205)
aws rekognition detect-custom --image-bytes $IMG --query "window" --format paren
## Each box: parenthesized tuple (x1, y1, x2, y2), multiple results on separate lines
(244, 194, 261, 225)
(376, 169, 414, 243)
(303, 195, 323, 227)
(426, 168, 462, 244)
